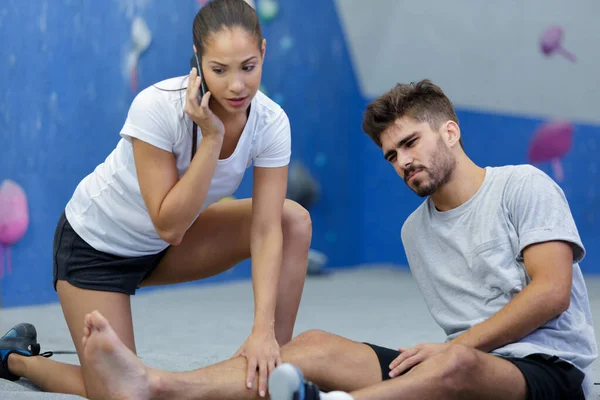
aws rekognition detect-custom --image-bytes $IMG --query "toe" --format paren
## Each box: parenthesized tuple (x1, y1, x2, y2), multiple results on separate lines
(90, 311, 109, 331)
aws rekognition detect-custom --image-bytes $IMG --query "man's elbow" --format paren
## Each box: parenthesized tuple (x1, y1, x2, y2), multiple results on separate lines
(555, 293, 571, 314)
(547, 287, 571, 316)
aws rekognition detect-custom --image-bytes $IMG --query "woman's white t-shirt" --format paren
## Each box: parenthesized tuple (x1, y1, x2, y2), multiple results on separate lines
(65, 76, 291, 257)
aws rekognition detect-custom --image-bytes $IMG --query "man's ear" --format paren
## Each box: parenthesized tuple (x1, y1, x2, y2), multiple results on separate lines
(444, 121, 461, 148)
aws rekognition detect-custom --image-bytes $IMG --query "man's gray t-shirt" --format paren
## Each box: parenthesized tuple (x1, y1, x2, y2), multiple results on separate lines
(401, 164, 597, 392)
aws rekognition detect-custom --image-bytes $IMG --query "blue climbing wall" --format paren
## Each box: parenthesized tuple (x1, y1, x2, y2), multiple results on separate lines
(231, 0, 366, 272)
(1, 0, 599, 308)
(340, 1, 600, 275)
(0, 0, 214, 306)
(0, 0, 365, 307)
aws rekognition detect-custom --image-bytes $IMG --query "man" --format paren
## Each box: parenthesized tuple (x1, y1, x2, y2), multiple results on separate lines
(267, 79, 597, 400)
(13, 79, 594, 400)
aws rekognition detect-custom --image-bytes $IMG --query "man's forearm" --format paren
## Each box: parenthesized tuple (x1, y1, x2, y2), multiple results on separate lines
(450, 281, 569, 352)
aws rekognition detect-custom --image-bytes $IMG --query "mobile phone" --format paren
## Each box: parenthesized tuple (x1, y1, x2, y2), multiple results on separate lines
(190, 53, 208, 102)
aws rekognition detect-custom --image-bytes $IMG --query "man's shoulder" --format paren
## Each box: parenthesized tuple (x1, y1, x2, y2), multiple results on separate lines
(487, 164, 559, 198)
(488, 164, 551, 183)
(401, 200, 429, 239)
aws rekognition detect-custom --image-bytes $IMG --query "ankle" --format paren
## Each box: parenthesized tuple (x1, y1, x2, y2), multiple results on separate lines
(148, 368, 172, 400)
(7, 353, 26, 377)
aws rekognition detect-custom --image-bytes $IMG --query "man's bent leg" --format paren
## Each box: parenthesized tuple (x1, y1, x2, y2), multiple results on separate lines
(348, 348, 586, 400)
(348, 344, 527, 400)
(270, 344, 529, 400)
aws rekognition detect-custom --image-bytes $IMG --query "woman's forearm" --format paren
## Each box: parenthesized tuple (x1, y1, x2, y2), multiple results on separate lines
(250, 225, 284, 332)
(154, 136, 223, 244)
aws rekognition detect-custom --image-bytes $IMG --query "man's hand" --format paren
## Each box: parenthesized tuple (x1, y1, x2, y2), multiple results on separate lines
(389, 343, 451, 378)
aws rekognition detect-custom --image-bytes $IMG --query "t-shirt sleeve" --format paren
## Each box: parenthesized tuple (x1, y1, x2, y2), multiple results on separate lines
(253, 110, 292, 168)
(506, 166, 585, 263)
(120, 88, 178, 152)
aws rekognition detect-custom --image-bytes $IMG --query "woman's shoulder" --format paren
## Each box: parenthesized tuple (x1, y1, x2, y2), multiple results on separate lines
(130, 75, 188, 117)
(251, 90, 288, 128)
(149, 75, 189, 93)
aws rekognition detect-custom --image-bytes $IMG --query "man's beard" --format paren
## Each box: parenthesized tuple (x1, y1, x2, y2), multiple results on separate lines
(404, 137, 456, 197)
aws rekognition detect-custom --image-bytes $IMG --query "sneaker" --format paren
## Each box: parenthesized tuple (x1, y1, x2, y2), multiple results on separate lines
(269, 363, 322, 400)
(0, 323, 52, 381)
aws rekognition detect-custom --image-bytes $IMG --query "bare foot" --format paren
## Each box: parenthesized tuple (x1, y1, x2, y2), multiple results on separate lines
(82, 310, 152, 400)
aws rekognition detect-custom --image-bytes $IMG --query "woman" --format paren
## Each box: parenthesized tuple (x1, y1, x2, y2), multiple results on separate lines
(0, 0, 312, 398)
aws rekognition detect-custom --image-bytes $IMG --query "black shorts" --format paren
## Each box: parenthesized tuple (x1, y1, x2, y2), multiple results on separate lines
(53, 211, 168, 295)
(364, 343, 585, 400)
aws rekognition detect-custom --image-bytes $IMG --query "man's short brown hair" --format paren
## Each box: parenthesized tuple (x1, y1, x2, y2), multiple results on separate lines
(361, 79, 462, 148)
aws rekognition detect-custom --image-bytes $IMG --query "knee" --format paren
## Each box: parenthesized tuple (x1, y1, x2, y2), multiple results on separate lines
(285, 330, 340, 363)
(435, 344, 479, 394)
(293, 329, 333, 348)
(282, 200, 312, 242)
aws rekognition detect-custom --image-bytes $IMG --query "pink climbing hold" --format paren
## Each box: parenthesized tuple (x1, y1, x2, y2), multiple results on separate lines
(528, 120, 574, 182)
(540, 25, 577, 62)
(0, 180, 29, 278)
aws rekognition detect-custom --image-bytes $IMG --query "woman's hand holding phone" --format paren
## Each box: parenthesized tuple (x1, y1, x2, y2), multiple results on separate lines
(185, 67, 225, 140)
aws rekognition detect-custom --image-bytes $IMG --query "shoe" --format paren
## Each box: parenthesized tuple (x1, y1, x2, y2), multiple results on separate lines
(0, 323, 52, 381)
(269, 363, 322, 400)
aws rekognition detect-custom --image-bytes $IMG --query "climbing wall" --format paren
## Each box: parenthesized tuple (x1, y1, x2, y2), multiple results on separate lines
(0, 0, 365, 307)
(1, 0, 599, 308)
(334, 0, 600, 272)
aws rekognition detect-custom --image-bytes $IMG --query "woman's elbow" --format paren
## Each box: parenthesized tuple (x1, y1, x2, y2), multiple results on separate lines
(156, 227, 184, 246)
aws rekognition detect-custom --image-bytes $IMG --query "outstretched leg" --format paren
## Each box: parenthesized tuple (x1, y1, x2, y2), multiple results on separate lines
(82, 316, 386, 400)
(271, 344, 528, 400)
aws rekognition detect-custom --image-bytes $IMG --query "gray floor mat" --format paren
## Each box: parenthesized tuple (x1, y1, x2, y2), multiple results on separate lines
(2, 265, 600, 399)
